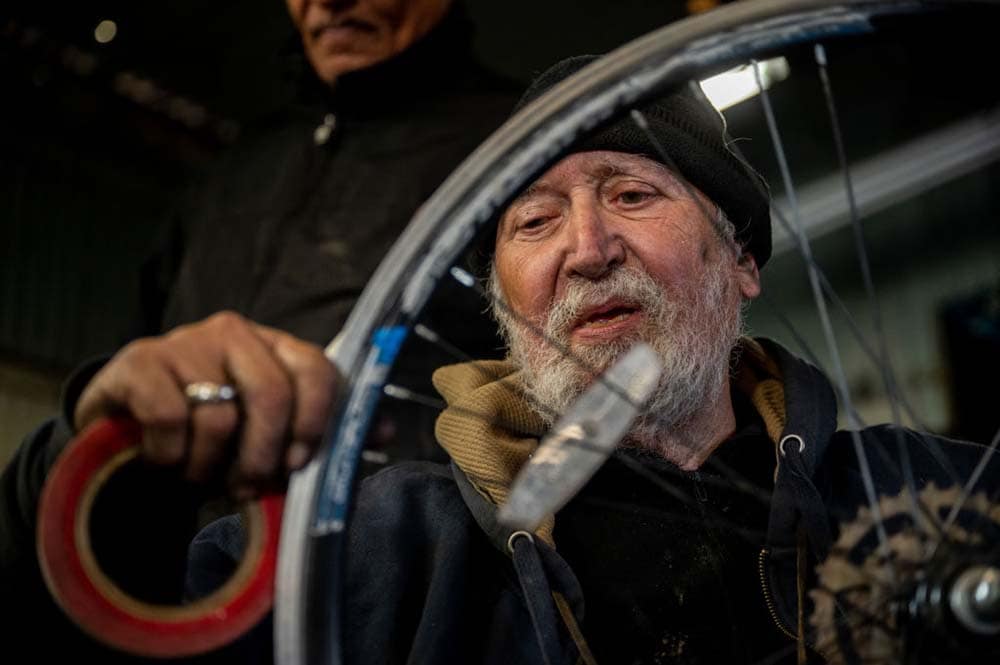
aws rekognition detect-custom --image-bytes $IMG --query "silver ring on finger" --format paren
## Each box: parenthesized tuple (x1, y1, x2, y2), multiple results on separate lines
(184, 381, 238, 406)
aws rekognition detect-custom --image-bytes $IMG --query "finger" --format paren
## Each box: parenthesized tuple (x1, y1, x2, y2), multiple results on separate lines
(158, 314, 259, 484)
(185, 401, 240, 483)
(253, 325, 339, 470)
(207, 316, 294, 481)
(74, 340, 189, 465)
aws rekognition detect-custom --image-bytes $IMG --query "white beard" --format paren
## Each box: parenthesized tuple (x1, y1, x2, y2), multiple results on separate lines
(490, 257, 743, 453)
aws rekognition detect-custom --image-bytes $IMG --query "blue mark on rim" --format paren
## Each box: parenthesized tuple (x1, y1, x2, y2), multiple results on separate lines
(312, 324, 411, 533)
(372, 325, 407, 365)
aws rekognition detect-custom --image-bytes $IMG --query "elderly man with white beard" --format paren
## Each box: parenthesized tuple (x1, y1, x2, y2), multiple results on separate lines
(352, 58, 992, 664)
(488, 152, 757, 469)
(416, 56, 794, 665)
(6, 55, 995, 665)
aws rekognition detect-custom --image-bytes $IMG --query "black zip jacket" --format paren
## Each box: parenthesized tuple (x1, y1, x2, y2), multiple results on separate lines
(145, 8, 517, 346)
(335, 338, 999, 663)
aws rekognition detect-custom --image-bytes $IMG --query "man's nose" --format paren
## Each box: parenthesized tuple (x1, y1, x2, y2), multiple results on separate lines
(562, 202, 625, 279)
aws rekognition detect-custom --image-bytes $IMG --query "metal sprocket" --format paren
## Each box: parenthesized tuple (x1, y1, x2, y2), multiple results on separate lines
(811, 484, 1000, 664)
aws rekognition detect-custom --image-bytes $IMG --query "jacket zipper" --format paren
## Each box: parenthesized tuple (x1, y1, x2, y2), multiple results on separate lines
(759, 548, 833, 663)
(758, 548, 798, 641)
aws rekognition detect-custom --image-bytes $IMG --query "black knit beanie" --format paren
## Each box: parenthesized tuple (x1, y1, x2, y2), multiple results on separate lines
(510, 54, 772, 266)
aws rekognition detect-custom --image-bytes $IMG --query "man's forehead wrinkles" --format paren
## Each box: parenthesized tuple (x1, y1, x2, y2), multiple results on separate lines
(586, 154, 678, 183)
(589, 162, 624, 180)
(519, 161, 623, 199)
(506, 182, 557, 214)
(521, 181, 557, 200)
(509, 152, 677, 210)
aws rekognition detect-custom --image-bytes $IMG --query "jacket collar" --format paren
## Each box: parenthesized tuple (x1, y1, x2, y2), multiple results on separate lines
(432, 359, 553, 545)
(287, 5, 482, 117)
(755, 337, 838, 557)
(431, 338, 841, 555)
(755, 338, 839, 477)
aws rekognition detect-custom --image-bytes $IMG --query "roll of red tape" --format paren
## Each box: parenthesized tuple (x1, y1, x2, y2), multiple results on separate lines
(37, 416, 283, 657)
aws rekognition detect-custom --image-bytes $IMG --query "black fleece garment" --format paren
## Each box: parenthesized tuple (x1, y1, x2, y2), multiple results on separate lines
(554, 396, 790, 665)
(148, 8, 517, 347)
(0, 362, 214, 664)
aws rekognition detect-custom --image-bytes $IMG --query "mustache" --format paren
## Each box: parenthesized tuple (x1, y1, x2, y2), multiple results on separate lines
(543, 266, 668, 340)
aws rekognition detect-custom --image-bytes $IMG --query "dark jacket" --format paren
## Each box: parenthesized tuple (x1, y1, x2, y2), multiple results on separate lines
(332, 338, 998, 664)
(0, 362, 192, 664)
(146, 8, 517, 345)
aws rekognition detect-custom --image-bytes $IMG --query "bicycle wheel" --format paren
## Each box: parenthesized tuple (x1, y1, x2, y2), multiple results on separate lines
(276, 1, 1000, 663)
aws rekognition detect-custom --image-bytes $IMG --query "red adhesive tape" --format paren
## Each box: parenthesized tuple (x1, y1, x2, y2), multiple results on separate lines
(37, 416, 284, 657)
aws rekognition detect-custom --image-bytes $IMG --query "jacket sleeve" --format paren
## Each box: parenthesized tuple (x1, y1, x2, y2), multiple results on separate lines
(0, 359, 100, 580)
(1, 356, 279, 663)
(0, 417, 74, 582)
(0, 360, 204, 661)
(0, 361, 104, 658)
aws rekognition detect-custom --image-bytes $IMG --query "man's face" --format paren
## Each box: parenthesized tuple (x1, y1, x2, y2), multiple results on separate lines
(285, 0, 453, 84)
(491, 151, 761, 441)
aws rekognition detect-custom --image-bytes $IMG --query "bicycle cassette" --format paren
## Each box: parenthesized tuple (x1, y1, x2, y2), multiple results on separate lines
(811, 483, 1000, 665)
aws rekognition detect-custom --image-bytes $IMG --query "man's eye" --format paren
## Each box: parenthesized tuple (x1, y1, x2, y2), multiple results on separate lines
(616, 189, 655, 205)
(518, 216, 550, 232)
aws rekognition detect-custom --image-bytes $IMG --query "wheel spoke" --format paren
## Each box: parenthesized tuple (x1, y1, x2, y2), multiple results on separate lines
(814, 42, 925, 532)
(754, 58, 894, 565)
(938, 423, 1000, 539)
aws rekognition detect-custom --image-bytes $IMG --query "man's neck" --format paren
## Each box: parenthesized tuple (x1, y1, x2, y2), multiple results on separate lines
(629, 380, 737, 471)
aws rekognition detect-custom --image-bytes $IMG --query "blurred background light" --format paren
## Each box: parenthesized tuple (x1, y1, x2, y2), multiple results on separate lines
(94, 19, 117, 44)
(699, 57, 790, 111)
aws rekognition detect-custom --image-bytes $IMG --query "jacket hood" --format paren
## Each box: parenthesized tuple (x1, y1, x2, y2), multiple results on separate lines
(754, 338, 839, 556)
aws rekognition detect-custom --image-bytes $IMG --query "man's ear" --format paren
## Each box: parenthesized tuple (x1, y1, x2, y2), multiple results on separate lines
(735, 251, 761, 300)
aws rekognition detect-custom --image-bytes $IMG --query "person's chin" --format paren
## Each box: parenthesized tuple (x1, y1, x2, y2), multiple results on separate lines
(310, 45, 390, 82)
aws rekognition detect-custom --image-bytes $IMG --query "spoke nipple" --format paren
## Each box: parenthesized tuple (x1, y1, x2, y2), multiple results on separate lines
(414, 323, 439, 343)
(383, 384, 410, 400)
(449, 266, 476, 288)
(629, 109, 650, 129)
(814, 43, 828, 67)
